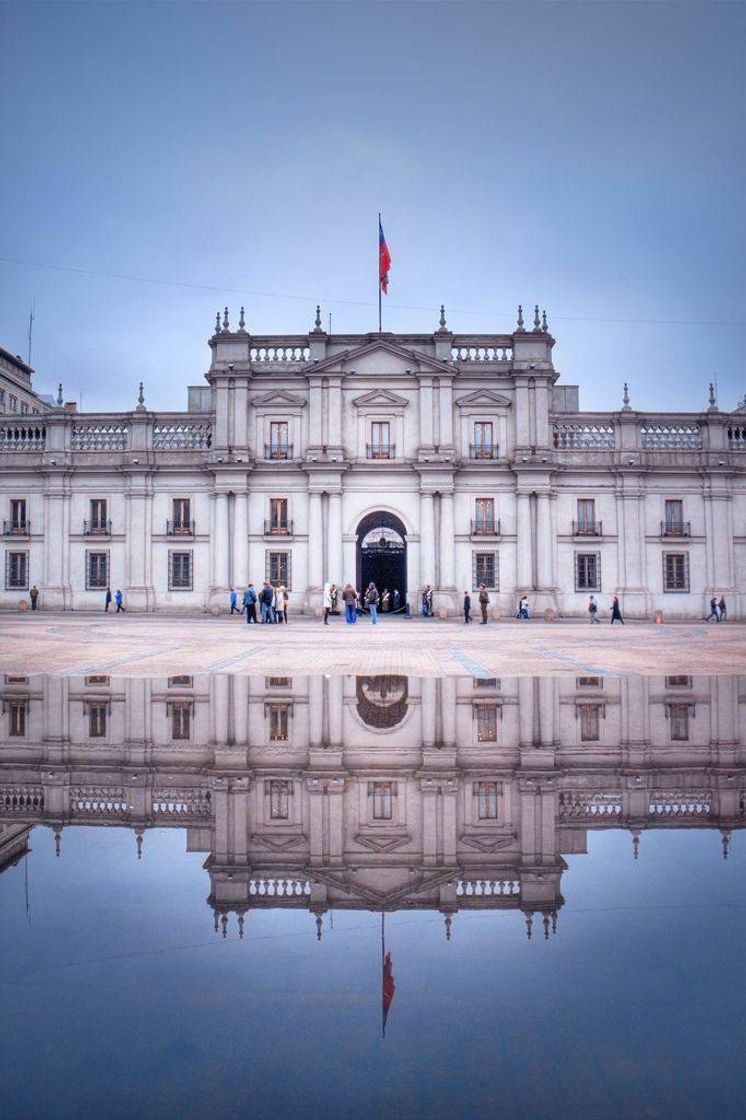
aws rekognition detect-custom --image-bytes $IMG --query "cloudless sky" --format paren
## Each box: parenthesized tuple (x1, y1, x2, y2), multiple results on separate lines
(1, 0, 744, 413)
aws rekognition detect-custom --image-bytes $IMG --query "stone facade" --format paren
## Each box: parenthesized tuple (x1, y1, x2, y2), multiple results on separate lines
(1, 308, 745, 617)
(0, 347, 52, 418)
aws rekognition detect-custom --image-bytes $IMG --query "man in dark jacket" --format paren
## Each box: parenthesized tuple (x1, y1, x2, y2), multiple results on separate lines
(463, 590, 472, 624)
(244, 583, 257, 624)
(478, 584, 490, 624)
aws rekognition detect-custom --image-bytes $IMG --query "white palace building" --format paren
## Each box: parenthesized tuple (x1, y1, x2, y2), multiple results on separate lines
(1, 304, 745, 617)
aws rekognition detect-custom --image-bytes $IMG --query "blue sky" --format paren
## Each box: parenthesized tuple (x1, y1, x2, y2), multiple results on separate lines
(1, 1, 744, 413)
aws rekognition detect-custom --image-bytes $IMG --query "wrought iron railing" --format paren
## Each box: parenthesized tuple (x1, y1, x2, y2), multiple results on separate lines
(166, 520, 196, 536)
(264, 520, 294, 536)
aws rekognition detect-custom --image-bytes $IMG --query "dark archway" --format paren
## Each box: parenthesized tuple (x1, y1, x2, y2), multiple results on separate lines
(356, 676, 409, 729)
(356, 511, 407, 608)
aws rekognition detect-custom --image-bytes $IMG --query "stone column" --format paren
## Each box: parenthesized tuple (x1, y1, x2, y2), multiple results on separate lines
(535, 492, 556, 610)
(421, 677, 437, 747)
(419, 490, 435, 587)
(213, 492, 231, 595)
(309, 676, 324, 748)
(439, 491, 455, 591)
(438, 377, 454, 447)
(327, 491, 343, 584)
(328, 377, 342, 449)
(516, 491, 533, 590)
(308, 491, 323, 591)
(308, 377, 322, 448)
(232, 489, 248, 588)
(419, 376, 434, 448)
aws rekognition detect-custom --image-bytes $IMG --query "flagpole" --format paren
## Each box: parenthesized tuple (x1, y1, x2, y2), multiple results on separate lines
(378, 213, 382, 333)
(381, 910, 386, 1038)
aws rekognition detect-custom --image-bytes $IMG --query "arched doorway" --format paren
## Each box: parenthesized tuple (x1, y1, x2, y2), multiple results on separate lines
(356, 511, 407, 608)
(356, 676, 409, 729)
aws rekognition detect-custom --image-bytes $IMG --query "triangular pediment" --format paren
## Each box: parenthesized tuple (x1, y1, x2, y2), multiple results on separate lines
(455, 389, 512, 408)
(253, 389, 306, 408)
(309, 337, 454, 378)
(313, 867, 454, 907)
(352, 388, 410, 409)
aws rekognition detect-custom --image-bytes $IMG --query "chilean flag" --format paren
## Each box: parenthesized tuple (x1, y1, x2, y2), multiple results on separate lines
(379, 218, 392, 294)
(382, 949, 395, 1036)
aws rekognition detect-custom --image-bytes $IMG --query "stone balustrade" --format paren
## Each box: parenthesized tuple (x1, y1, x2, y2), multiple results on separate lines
(70, 786, 129, 815)
(152, 788, 212, 816)
(559, 792, 623, 818)
(248, 877, 312, 897)
(640, 422, 702, 450)
(728, 423, 746, 450)
(553, 420, 615, 449)
(153, 420, 212, 450)
(249, 339, 310, 364)
(71, 422, 129, 451)
(0, 784, 44, 813)
(457, 879, 520, 896)
(648, 793, 711, 816)
(0, 423, 46, 451)
(451, 337, 513, 363)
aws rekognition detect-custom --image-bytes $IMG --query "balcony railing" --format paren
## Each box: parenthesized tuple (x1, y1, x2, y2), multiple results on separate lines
(264, 520, 294, 537)
(366, 444, 395, 460)
(83, 520, 112, 536)
(728, 425, 746, 450)
(469, 444, 499, 460)
(471, 519, 501, 537)
(264, 444, 293, 461)
(0, 424, 46, 452)
(166, 520, 196, 536)
(661, 521, 691, 538)
(572, 520, 603, 537)
(3, 521, 30, 537)
(553, 422, 615, 450)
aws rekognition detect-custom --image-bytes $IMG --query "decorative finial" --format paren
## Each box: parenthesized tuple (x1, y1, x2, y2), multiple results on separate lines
(541, 309, 548, 332)
(314, 304, 322, 331)
(238, 306, 246, 331)
(56, 382, 63, 407)
(517, 304, 525, 331)
(215, 311, 221, 335)
(533, 304, 541, 332)
(622, 382, 630, 410)
(525, 912, 533, 940)
(721, 828, 731, 860)
(222, 306, 229, 331)
(439, 304, 447, 331)
(708, 381, 718, 412)
(551, 910, 558, 935)
(632, 829, 640, 860)
(238, 914, 245, 938)
(54, 825, 62, 857)
(221, 913, 228, 939)
(213, 909, 219, 933)
(542, 912, 550, 940)
(136, 381, 146, 412)
(135, 829, 143, 859)
(316, 914, 323, 941)
(444, 914, 452, 940)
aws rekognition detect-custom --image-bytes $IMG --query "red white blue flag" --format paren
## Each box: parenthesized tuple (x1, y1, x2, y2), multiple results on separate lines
(379, 219, 392, 294)
(382, 949, 395, 1035)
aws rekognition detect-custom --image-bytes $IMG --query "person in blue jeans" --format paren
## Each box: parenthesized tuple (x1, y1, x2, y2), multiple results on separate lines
(114, 589, 125, 613)
(229, 588, 239, 614)
(365, 582, 380, 624)
(259, 581, 274, 623)
(244, 583, 257, 623)
(342, 583, 358, 624)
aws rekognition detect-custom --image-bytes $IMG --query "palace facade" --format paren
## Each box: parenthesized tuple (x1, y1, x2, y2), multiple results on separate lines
(1, 306, 745, 617)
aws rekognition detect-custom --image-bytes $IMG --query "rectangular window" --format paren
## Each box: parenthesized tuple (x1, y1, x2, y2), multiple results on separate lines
(474, 780, 499, 820)
(268, 703, 289, 742)
(270, 422, 290, 458)
(474, 498, 495, 533)
(20, 401, 29, 415)
(473, 422, 494, 457)
(475, 704, 498, 742)
(668, 703, 690, 741)
(266, 676, 291, 689)
(90, 498, 108, 532)
(269, 498, 289, 532)
(86, 551, 109, 590)
(576, 499, 596, 533)
(575, 552, 601, 591)
(369, 781, 396, 820)
(576, 676, 603, 689)
(168, 675, 193, 688)
(266, 550, 291, 589)
(9, 700, 27, 737)
(171, 498, 191, 534)
(664, 500, 684, 533)
(88, 704, 107, 738)
(663, 552, 689, 593)
(665, 675, 692, 689)
(10, 395, 18, 411)
(169, 551, 193, 590)
(171, 702, 191, 740)
(579, 705, 601, 742)
(266, 779, 291, 820)
(85, 675, 110, 687)
(10, 499, 27, 531)
(5, 551, 28, 590)
(370, 421, 391, 458)
(473, 552, 498, 591)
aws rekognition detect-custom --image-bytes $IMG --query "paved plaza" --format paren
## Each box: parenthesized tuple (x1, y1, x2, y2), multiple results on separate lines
(2, 612, 745, 678)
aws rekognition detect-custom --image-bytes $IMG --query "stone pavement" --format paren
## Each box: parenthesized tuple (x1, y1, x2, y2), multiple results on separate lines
(2, 613, 745, 678)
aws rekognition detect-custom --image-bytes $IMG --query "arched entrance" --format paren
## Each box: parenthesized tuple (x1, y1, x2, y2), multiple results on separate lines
(356, 511, 407, 608)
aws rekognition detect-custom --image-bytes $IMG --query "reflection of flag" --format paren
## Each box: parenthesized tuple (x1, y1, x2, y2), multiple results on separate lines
(379, 219, 392, 294)
(382, 950, 395, 1036)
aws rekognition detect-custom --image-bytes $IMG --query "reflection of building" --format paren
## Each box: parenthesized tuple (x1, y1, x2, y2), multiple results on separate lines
(1, 673, 743, 938)
(1, 313, 744, 616)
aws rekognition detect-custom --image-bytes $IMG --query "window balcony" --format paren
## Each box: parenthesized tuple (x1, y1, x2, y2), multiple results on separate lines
(83, 520, 112, 536)
(3, 521, 30, 537)
(264, 520, 294, 537)
(366, 444, 395, 460)
(471, 518, 501, 537)
(469, 444, 499, 460)
(166, 520, 196, 537)
(572, 520, 603, 537)
(661, 520, 691, 538)
(264, 444, 293, 461)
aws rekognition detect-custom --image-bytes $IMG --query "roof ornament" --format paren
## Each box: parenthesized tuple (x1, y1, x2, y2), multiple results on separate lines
(708, 381, 718, 412)
(136, 381, 146, 412)
(54, 825, 63, 858)
(444, 914, 452, 940)
(213, 909, 219, 933)
(533, 304, 541, 332)
(524, 912, 533, 940)
(551, 910, 558, 935)
(516, 304, 525, 332)
(439, 304, 447, 331)
(221, 913, 228, 939)
(238, 914, 245, 939)
(222, 307, 230, 332)
(314, 304, 322, 331)
(721, 828, 731, 860)
(215, 310, 221, 335)
(316, 914, 323, 941)
(632, 829, 641, 860)
(56, 382, 63, 407)
(622, 382, 631, 410)
(541, 309, 548, 332)
(135, 829, 143, 859)
(238, 306, 246, 331)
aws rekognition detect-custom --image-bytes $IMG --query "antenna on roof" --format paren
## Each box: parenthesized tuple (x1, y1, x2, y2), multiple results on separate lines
(27, 300, 35, 366)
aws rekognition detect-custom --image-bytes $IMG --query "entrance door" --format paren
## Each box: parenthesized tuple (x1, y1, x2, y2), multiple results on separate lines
(356, 512, 407, 609)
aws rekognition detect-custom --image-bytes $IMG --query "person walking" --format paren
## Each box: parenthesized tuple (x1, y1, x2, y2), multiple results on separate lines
(114, 589, 125, 613)
(342, 582, 358, 624)
(323, 582, 334, 625)
(517, 595, 529, 620)
(365, 582, 380, 624)
(29, 585, 39, 611)
(244, 584, 257, 623)
(610, 595, 625, 625)
(718, 595, 727, 622)
(588, 595, 599, 623)
(259, 581, 273, 623)
(273, 585, 284, 624)
(229, 588, 239, 615)
(478, 584, 490, 624)
(463, 590, 472, 624)
(706, 596, 719, 622)
(105, 586, 112, 612)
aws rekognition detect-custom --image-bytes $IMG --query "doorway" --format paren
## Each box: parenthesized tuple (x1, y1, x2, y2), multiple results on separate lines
(356, 511, 407, 610)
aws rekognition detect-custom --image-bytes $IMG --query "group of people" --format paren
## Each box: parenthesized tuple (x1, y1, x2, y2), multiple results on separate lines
(706, 596, 728, 622)
(230, 583, 289, 623)
(104, 587, 125, 612)
(587, 595, 625, 624)
(323, 582, 386, 625)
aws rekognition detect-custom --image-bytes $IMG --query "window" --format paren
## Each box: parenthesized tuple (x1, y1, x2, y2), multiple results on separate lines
(663, 552, 689, 593)
(0, 389, 5, 408)
(88, 704, 107, 738)
(369, 421, 391, 459)
(171, 702, 191, 740)
(10, 499, 27, 531)
(266, 676, 291, 688)
(268, 703, 289, 741)
(473, 552, 498, 590)
(472, 422, 494, 458)
(269, 422, 290, 459)
(269, 498, 289, 533)
(5, 675, 29, 684)
(10, 394, 18, 411)
(576, 676, 603, 689)
(474, 781, 499, 820)
(579, 705, 601, 742)
(90, 499, 108, 532)
(171, 498, 191, 534)
(668, 703, 690, 741)
(8, 700, 27, 737)
(86, 551, 109, 590)
(665, 675, 692, 689)
(168, 675, 193, 688)
(266, 550, 291, 589)
(169, 551, 193, 590)
(575, 552, 601, 591)
(85, 675, 110, 686)
(474, 498, 495, 534)
(20, 401, 29, 415)
(473, 677, 499, 690)
(664, 500, 684, 533)
(5, 551, 28, 589)
(369, 781, 396, 820)
(576, 499, 596, 534)
(266, 779, 292, 820)
(475, 704, 498, 742)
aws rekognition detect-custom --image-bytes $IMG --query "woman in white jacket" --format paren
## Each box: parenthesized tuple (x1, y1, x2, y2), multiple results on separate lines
(323, 582, 333, 625)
